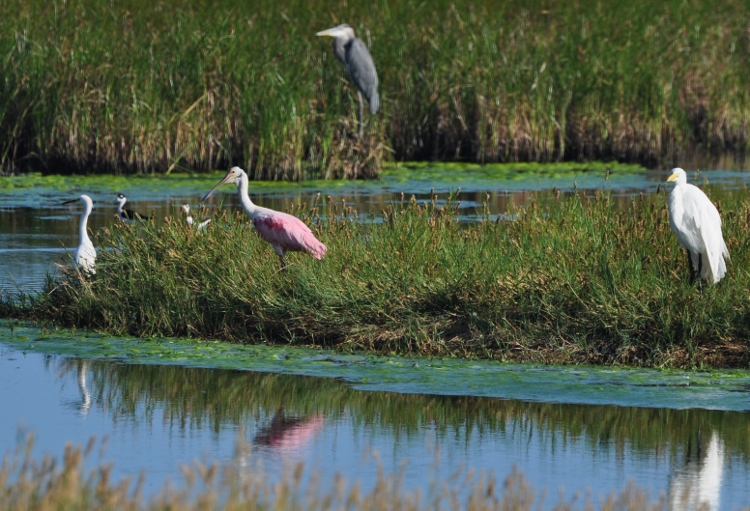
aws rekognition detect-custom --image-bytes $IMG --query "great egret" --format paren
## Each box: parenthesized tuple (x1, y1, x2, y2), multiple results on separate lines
(181, 204, 211, 231)
(62, 194, 96, 274)
(200, 167, 327, 270)
(115, 193, 150, 223)
(666, 168, 729, 285)
(317, 24, 379, 138)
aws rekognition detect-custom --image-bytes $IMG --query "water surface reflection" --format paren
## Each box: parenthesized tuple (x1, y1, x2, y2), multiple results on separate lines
(1, 345, 748, 509)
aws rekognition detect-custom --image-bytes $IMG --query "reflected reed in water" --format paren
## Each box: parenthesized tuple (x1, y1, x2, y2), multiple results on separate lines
(54, 357, 750, 462)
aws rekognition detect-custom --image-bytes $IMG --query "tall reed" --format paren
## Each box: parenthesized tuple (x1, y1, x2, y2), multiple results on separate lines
(0, 0, 748, 177)
(4, 185, 750, 368)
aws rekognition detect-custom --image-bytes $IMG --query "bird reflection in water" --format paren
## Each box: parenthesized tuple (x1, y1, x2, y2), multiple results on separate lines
(253, 406, 324, 456)
(669, 431, 724, 511)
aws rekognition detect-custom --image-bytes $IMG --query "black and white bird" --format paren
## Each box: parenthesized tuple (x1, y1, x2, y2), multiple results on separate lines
(317, 23, 379, 137)
(181, 204, 211, 232)
(62, 194, 96, 274)
(115, 193, 150, 223)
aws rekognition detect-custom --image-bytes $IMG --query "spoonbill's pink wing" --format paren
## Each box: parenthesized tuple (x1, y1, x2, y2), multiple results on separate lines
(253, 212, 327, 259)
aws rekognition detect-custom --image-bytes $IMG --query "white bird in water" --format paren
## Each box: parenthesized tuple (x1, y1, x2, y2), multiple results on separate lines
(62, 194, 96, 274)
(667, 168, 730, 286)
(200, 167, 327, 270)
(115, 193, 150, 223)
(181, 204, 211, 231)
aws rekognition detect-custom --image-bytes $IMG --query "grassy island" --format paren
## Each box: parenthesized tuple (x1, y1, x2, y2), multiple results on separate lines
(3, 185, 750, 369)
(1, 0, 749, 177)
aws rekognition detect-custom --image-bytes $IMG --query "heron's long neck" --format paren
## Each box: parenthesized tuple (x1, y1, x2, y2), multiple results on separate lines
(79, 204, 93, 244)
(333, 37, 349, 64)
(237, 174, 259, 219)
(117, 199, 125, 214)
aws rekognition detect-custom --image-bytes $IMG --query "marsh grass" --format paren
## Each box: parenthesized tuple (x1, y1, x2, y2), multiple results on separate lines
(0, 0, 749, 176)
(0, 434, 726, 511)
(4, 185, 750, 368)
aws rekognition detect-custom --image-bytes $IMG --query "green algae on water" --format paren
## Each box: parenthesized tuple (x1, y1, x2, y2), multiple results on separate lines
(3, 324, 749, 412)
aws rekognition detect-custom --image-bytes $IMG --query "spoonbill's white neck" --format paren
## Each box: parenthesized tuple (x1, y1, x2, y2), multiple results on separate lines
(236, 171, 260, 218)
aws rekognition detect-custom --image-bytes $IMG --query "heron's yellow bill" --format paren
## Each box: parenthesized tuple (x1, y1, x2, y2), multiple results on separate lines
(666, 172, 679, 182)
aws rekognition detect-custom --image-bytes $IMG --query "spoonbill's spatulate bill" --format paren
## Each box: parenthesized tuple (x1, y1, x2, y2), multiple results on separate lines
(62, 194, 96, 275)
(200, 167, 326, 270)
(317, 23, 379, 138)
(115, 193, 150, 223)
(667, 167, 730, 285)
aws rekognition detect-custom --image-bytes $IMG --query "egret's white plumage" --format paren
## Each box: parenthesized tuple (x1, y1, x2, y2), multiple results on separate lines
(667, 168, 729, 284)
(181, 204, 211, 231)
(62, 194, 97, 274)
(200, 167, 326, 270)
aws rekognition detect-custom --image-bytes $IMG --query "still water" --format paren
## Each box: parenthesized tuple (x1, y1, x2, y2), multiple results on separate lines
(2, 164, 750, 293)
(1, 328, 750, 509)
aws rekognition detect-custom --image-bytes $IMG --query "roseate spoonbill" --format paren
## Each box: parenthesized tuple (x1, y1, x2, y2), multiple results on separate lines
(667, 168, 730, 287)
(115, 193, 150, 223)
(181, 204, 211, 231)
(200, 167, 327, 270)
(62, 194, 96, 274)
(317, 24, 379, 137)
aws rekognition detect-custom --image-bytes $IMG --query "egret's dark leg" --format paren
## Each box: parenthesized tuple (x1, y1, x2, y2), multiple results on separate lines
(357, 91, 364, 138)
(697, 253, 703, 294)
(686, 250, 696, 283)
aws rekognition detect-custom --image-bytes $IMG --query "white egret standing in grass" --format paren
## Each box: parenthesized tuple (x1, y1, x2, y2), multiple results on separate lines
(62, 194, 96, 274)
(200, 167, 327, 270)
(181, 204, 211, 231)
(115, 193, 150, 223)
(666, 168, 729, 286)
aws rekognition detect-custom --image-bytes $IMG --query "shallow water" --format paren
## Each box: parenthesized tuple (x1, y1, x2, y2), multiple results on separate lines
(1, 326, 750, 509)
(1, 163, 749, 293)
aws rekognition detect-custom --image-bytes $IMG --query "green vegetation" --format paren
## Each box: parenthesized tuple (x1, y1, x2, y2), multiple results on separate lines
(2, 435, 717, 511)
(3, 185, 750, 368)
(1, 0, 748, 177)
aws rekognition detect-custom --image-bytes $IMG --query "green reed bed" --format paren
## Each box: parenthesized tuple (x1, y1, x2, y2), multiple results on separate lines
(0, 0, 748, 177)
(4, 186, 750, 368)
(1, 435, 700, 511)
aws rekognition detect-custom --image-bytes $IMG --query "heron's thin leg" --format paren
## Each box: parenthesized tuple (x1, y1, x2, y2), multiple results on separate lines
(686, 250, 696, 283)
(357, 91, 364, 138)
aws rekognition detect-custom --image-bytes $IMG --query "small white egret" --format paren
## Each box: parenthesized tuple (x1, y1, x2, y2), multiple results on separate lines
(62, 194, 96, 274)
(115, 193, 150, 223)
(181, 204, 211, 231)
(666, 168, 729, 286)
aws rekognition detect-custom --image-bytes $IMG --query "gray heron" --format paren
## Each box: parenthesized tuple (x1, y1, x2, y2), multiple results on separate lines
(317, 24, 379, 138)
(62, 194, 96, 274)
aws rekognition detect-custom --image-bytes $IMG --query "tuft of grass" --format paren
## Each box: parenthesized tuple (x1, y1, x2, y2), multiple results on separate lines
(4, 184, 750, 369)
(0, 434, 735, 511)
(0, 0, 749, 176)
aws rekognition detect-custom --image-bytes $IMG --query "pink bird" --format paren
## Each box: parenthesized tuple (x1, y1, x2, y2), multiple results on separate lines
(200, 166, 327, 270)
